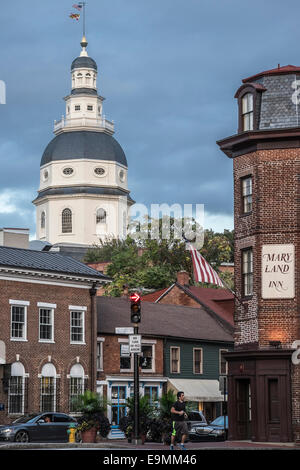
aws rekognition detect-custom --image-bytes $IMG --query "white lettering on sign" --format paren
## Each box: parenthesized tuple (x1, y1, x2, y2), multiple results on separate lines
(292, 341, 300, 366)
(129, 335, 141, 354)
(262, 245, 295, 299)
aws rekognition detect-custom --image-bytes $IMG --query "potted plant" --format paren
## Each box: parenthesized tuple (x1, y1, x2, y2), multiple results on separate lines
(72, 390, 110, 443)
(125, 395, 154, 444)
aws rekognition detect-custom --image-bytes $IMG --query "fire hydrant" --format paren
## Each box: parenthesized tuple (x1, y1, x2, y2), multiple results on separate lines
(67, 423, 77, 443)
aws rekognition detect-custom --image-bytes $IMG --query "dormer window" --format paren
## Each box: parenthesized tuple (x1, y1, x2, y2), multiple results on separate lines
(242, 93, 254, 131)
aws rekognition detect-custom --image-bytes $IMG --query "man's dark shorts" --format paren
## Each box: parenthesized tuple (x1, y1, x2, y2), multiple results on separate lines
(172, 421, 188, 437)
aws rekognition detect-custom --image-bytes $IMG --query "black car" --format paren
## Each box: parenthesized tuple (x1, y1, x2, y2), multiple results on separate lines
(0, 412, 77, 443)
(189, 415, 228, 441)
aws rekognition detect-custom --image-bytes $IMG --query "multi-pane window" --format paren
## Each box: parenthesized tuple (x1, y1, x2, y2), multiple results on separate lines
(62, 208, 72, 233)
(193, 348, 203, 374)
(170, 347, 180, 373)
(120, 344, 131, 370)
(242, 248, 253, 296)
(140, 345, 153, 371)
(8, 377, 24, 414)
(220, 349, 228, 375)
(69, 377, 85, 412)
(242, 176, 253, 213)
(75, 104, 81, 111)
(97, 340, 103, 371)
(40, 377, 56, 412)
(11, 305, 26, 340)
(144, 386, 159, 408)
(242, 93, 254, 131)
(70, 310, 84, 343)
(39, 308, 53, 342)
(87, 104, 93, 111)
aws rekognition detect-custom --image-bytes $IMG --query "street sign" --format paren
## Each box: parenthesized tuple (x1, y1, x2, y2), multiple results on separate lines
(129, 335, 141, 353)
(115, 327, 134, 335)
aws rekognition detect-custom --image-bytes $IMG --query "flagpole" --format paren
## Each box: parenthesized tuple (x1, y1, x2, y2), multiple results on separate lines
(79, 2, 86, 37)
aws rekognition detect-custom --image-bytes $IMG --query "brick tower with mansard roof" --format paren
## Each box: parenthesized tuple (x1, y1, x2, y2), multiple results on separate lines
(217, 65, 300, 444)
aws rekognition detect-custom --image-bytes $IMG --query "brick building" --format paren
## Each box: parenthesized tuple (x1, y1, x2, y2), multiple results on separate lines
(217, 65, 300, 443)
(0, 245, 108, 424)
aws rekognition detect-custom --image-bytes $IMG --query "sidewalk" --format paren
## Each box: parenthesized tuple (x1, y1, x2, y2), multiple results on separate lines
(0, 439, 297, 450)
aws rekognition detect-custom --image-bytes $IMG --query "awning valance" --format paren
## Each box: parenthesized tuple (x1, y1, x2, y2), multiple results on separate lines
(167, 378, 223, 402)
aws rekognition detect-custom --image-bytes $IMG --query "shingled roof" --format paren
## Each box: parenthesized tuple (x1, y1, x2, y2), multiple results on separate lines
(0, 245, 109, 280)
(97, 297, 233, 343)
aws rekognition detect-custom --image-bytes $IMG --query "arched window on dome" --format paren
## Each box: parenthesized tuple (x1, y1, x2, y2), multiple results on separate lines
(68, 364, 86, 412)
(96, 208, 106, 224)
(40, 363, 57, 412)
(62, 208, 72, 233)
(8, 362, 26, 414)
(85, 73, 91, 85)
(77, 73, 83, 86)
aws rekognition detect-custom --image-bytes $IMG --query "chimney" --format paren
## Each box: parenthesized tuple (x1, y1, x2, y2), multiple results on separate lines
(0, 228, 29, 249)
(176, 270, 190, 286)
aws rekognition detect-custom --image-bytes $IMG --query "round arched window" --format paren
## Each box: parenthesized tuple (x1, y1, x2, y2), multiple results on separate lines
(96, 208, 106, 223)
(63, 167, 74, 176)
(94, 167, 105, 176)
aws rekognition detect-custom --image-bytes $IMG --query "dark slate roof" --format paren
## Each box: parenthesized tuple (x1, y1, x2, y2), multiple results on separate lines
(34, 186, 134, 204)
(97, 297, 233, 343)
(41, 131, 128, 167)
(71, 56, 97, 71)
(0, 245, 109, 280)
(71, 88, 97, 96)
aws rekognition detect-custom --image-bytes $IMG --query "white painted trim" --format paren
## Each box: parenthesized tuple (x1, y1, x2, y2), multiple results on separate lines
(69, 305, 87, 311)
(9, 300, 30, 306)
(37, 302, 57, 309)
(1, 275, 95, 289)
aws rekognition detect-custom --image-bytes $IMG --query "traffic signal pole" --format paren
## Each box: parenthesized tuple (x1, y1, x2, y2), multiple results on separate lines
(133, 324, 140, 445)
(130, 293, 142, 445)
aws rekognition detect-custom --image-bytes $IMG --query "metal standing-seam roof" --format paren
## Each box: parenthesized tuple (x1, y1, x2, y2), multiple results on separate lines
(0, 245, 109, 280)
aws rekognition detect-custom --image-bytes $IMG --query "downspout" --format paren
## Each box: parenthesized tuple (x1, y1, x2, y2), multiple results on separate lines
(89, 282, 97, 392)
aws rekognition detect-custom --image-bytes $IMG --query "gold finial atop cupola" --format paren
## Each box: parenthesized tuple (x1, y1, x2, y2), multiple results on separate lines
(80, 35, 88, 57)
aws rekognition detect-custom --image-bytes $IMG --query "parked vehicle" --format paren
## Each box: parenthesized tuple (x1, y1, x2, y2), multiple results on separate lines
(188, 415, 228, 441)
(186, 410, 207, 430)
(0, 412, 77, 443)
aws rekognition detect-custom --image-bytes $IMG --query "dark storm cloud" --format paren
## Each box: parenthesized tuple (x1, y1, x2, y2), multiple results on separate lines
(1, 0, 300, 236)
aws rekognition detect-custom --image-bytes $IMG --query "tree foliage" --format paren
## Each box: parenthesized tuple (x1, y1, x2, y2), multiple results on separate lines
(84, 218, 234, 295)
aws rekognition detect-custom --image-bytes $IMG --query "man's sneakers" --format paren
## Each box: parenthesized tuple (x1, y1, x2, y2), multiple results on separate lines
(170, 443, 187, 451)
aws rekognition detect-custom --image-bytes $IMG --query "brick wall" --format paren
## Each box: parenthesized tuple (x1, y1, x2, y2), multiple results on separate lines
(97, 334, 164, 381)
(233, 147, 300, 442)
(0, 278, 94, 424)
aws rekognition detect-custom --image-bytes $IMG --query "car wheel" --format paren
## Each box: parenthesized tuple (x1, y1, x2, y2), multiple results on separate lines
(15, 430, 29, 443)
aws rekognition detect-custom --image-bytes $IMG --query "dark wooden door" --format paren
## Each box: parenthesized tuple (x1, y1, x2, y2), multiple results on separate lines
(236, 379, 251, 439)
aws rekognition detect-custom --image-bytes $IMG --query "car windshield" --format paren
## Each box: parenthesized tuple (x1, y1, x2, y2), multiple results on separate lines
(13, 414, 40, 424)
(210, 416, 228, 426)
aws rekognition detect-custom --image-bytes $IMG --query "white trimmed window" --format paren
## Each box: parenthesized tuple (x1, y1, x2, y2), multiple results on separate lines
(8, 362, 26, 414)
(242, 248, 253, 297)
(69, 306, 86, 344)
(38, 303, 56, 343)
(69, 364, 86, 412)
(10, 300, 29, 341)
(242, 93, 254, 131)
(40, 363, 57, 412)
(220, 349, 228, 375)
(62, 208, 72, 233)
(170, 346, 180, 374)
(97, 338, 104, 371)
(193, 348, 203, 374)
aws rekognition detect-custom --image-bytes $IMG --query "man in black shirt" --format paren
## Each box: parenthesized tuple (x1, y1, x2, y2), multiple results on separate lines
(170, 391, 188, 450)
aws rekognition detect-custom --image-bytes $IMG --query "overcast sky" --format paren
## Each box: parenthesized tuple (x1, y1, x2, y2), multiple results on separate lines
(1, 0, 300, 239)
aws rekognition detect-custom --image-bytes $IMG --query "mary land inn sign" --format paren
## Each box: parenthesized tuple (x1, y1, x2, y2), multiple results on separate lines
(262, 244, 295, 299)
